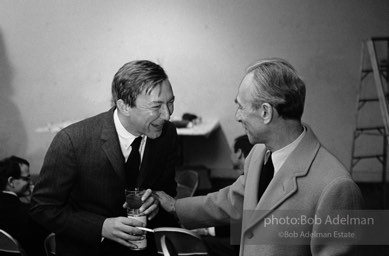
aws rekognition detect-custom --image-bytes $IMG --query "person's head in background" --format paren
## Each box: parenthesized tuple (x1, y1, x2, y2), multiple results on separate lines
(0, 156, 31, 197)
(111, 60, 175, 139)
(235, 58, 305, 149)
(231, 134, 254, 175)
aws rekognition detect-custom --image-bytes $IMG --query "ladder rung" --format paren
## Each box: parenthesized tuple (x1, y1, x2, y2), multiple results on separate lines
(355, 126, 385, 132)
(352, 154, 384, 160)
(359, 93, 389, 104)
(370, 37, 389, 42)
(354, 127, 385, 137)
(362, 66, 389, 73)
(359, 97, 379, 102)
(359, 93, 389, 102)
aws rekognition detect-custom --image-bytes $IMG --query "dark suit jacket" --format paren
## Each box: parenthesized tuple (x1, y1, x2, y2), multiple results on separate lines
(30, 108, 179, 256)
(176, 125, 363, 256)
(0, 192, 48, 256)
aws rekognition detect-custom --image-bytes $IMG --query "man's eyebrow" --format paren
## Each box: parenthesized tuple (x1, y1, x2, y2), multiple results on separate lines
(151, 96, 175, 104)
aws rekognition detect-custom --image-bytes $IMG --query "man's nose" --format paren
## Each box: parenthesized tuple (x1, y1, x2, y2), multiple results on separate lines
(235, 109, 241, 122)
(160, 104, 171, 121)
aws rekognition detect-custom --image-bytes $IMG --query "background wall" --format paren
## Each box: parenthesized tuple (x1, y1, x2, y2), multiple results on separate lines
(0, 0, 388, 181)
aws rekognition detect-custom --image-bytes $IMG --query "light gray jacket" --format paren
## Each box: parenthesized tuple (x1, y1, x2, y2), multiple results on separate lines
(176, 125, 363, 256)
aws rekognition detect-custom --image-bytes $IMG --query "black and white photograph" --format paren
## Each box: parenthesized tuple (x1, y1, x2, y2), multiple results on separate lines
(0, 1, 388, 255)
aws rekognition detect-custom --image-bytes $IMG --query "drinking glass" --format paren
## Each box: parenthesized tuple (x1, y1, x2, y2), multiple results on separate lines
(125, 189, 147, 250)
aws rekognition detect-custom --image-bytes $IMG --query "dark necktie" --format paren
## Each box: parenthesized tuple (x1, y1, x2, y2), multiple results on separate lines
(257, 152, 274, 201)
(125, 136, 142, 189)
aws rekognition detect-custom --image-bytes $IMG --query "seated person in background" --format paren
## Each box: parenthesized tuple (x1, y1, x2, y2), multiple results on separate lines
(0, 156, 49, 256)
(201, 135, 253, 256)
(231, 134, 254, 175)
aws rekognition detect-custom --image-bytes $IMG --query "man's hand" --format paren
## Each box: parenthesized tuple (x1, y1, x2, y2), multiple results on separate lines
(102, 217, 145, 249)
(139, 189, 159, 220)
(154, 191, 176, 214)
(122, 189, 159, 221)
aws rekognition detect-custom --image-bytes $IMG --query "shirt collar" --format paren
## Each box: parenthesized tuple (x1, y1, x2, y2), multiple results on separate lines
(2, 190, 18, 197)
(271, 126, 306, 174)
(113, 109, 142, 148)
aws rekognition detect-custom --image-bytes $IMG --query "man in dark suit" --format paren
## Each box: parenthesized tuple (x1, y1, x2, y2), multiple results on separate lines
(30, 60, 179, 256)
(0, 156, 48, 256)
(156, 58, 363, 256)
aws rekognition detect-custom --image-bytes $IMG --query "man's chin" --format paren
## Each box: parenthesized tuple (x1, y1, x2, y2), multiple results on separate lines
(146, 129, 163, 139)
(21, 190, 30, 196)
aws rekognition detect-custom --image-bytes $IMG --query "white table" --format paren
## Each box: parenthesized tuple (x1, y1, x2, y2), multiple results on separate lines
(176, 119, 219, 137)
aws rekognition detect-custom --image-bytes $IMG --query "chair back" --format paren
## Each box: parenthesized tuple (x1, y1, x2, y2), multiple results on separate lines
(175, 170, 199, 199)
(44, 233, 55, 256)
(0, 229, 27, 256)
(153, 227, 208, 255)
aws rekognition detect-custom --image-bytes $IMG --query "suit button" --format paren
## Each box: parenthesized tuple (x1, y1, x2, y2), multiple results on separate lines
(246, 232, 253, 239)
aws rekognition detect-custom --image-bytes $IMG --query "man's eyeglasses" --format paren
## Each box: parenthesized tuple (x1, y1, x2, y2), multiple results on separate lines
(18, 175, 31, 182)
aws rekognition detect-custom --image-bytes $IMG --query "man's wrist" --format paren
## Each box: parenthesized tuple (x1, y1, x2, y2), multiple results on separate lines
(170, 200, 176, 213)
(170, 200, 180, 221)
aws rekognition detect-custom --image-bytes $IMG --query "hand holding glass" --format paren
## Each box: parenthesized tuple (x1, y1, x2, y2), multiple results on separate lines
(125, 189, 147, 250)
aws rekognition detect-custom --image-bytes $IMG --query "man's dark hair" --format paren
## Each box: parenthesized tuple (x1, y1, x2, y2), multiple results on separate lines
(111, 60, 168, 107)
(234, 135, 254, 158)
(0, 156, 24, 190)
(9, 155, 29, 166)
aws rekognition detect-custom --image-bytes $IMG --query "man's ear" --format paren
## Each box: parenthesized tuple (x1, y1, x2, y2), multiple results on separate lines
(7, 177, 14, 187)
(116, 99, 131, 116)
(261, 102, 273, 124)
(236, 149, 243, 159)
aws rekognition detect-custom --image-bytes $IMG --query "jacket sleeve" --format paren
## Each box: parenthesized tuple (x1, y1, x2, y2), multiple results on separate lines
(311, 177, 363, 256)
(175, 174, 245, 229)
(30, 130, 106, 245)
(174, 143, 260, 229)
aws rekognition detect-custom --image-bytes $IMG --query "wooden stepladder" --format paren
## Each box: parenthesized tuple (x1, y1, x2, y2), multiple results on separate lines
(351, 37, 389, 208)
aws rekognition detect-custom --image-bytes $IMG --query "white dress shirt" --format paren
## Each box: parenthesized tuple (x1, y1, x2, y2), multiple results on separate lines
(268, 126, 306, 175)
(113, 109, 146, 162)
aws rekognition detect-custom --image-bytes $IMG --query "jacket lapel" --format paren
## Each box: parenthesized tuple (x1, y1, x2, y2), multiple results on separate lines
(243, 125, 321, 232)
(243, 145, 266, 210)
(101, 108, 126, 182)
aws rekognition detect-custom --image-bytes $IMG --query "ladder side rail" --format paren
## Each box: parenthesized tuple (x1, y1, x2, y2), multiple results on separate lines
(383, 131, 387, 207)
(350, 43, 368, 176)
(367, 40, 389, 137)
(351, 42, 368, 176)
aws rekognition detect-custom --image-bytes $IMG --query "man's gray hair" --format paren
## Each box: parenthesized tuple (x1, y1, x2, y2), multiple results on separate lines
(247, 58, 306, 120)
